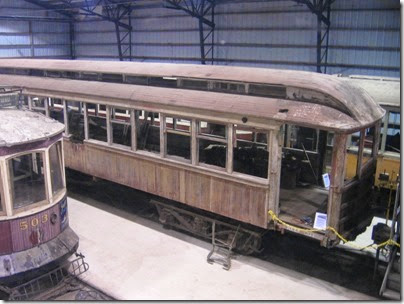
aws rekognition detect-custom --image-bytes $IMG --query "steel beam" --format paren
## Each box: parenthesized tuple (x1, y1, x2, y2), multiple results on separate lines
(23, 0, 75, 18)
(164, 0, 216, 65)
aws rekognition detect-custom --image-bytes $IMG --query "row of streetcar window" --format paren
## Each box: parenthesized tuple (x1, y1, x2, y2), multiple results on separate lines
(0, 141, 64, 215)
(40, 99, 270, 179)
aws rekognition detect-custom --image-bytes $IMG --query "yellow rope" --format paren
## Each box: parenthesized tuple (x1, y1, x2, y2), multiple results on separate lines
(268, 210, 400, 250)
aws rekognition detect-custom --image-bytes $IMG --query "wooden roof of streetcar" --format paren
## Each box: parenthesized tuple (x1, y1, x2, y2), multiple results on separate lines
(337, 75, 400, 109)
(0, 59, 385, 127)
(0, 73, 383, 133)
(0, 109, 64, 147)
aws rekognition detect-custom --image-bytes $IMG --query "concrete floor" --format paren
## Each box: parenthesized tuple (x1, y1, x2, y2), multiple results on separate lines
(67, 195, 376, 300)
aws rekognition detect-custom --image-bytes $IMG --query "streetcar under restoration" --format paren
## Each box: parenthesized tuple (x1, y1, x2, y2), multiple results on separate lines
(0, 60, 386, 249)
(0, 103, 78, 283)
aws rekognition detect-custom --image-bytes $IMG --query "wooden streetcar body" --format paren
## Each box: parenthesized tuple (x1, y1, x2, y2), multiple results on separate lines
(0, 60, 386, 248)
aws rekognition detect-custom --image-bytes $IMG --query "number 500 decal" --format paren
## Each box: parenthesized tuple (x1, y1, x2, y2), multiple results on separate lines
(19, 214, 48, 230)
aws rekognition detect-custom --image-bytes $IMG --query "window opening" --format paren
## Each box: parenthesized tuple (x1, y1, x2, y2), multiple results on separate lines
(166, 116, 191, 161)
(9, 152, 47, 210)
(362, 126, 375, 165)
(49, 98, 64, 124)
(111, 107, 131, 147)
(385, 111, 400, 153)
(345, 131, 361, 181)
(233, 126, 268, 178)
(136, 110, 160, 153)
(88, 103, 107, 142)
(67, 101, 85, 142)
(49, 142, 64, 196)
(198, 121, 227, 168)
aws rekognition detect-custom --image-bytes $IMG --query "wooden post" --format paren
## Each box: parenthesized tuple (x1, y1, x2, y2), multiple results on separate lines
(380, 111, 389, 153)
(226, 124, 233, 174)
(62, 99, 69, 135)
(268, 129, 281, 215)
(106, 106, 112, 145)
(191, 119, 198, 165)
(83, 103, 89, 140)
(28, 96, 32, 110)
(373, 121, 381, 158)
(326, 133, 347, 242)
(45, 97, 50, 117)
(356, 129, 365, 179)
(160, 114, 166, 158)
(130, 109, 137, 151)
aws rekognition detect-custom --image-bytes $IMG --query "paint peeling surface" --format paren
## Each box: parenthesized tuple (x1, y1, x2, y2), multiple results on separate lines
(0, 109, 64, 147)
(0, 227, 78, 279)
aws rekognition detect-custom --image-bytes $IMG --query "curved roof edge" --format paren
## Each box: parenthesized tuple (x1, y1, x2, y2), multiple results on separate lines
(0, 59, 385, 125)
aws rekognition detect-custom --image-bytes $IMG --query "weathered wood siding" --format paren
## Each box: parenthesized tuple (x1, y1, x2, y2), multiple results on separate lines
(64, 140, 269, 228)
(339, 161, 376, 240)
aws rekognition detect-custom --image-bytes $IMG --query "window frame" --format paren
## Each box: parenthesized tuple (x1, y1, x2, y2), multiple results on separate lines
(0, 162, 6, 216)
(164, 115, 192, 163)
(6, 150, 50, 215)
(48, 141, 66, 198)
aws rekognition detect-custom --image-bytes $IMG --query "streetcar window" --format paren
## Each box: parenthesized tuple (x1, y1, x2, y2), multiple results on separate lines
(233, 126, 268, 178)
(166, 116, 191, 162)
(9, 152, 47, 210)
(199, 121, 226, 138)
(67, 101, 85, 142)
(198, 121, 227, 169)
(345, 131, 361, 181)
(362, 126, 375, 165)
(49, 98, 64, 124)
(88, 103, 107, 142)
(49, 142, 64, 196)
(136, 110, 160, 153)
(386, 111, 400, 153)
(111, 107, 131, 147)
(181, 79, 208, 90)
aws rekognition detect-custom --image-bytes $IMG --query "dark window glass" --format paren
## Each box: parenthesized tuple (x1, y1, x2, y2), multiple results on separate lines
(199, 139, 226, 168)
(49, 142, 64, 195)
(9, 152, 46, 209)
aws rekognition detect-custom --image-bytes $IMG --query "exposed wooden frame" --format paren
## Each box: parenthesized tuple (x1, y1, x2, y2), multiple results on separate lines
(226, 123, 234, 174)
(0, 161, 6, 216)
(83, 102, 89, 140)
(106, 105, 112, 145)
(130, 109, 137, 151)
(62, 99, 69, 135)
(356, 129, 365, 179)
(325, 133, 347, 243)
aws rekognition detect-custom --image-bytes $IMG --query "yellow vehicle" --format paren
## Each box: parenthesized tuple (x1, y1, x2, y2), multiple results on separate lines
(338, 75, 400, 191)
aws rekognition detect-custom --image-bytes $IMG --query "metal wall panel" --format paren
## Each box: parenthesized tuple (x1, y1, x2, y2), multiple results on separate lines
(0, 3, 71, 59)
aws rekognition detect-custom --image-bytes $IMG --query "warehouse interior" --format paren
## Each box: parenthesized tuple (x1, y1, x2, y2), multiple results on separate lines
(0, 0, 400, 301)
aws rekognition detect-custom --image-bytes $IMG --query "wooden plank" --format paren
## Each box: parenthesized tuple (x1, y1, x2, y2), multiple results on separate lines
(226, 123, 233, 174)
(130, 109, 137, 151)
(106, 105, 112, 145)
(83, 102, 89, 140)
(191, 119, 197, 165)
(326, 133, 347, 240)
(62, 99, 69, 135)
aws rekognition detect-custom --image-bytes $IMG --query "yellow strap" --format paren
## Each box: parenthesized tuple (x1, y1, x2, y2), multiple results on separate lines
(268, 210, 400, 250)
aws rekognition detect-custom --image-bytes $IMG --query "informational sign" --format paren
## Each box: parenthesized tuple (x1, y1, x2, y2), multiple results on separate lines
(322, 173, 330, 189)
(313, 212, 327, 230)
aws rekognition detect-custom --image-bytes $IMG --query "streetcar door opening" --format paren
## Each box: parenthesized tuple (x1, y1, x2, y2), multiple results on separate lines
(278, 124, 331, 226)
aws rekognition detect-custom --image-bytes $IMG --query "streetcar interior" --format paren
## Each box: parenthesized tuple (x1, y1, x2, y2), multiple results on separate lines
(279, 125, 330, 225)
